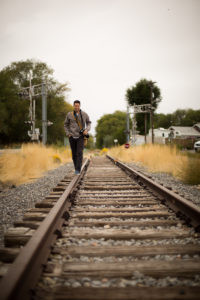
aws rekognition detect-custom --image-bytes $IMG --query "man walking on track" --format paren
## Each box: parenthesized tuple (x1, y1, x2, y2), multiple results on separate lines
(64, 100, 91, 175)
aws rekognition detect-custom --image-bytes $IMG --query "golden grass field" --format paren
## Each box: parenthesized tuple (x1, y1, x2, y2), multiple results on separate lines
(0, 143, 199, 186)
(0, 143, 72, 186)
(108, 144, 200, 185)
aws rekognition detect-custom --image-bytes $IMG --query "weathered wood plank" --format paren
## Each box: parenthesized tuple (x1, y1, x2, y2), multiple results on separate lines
(78, 197, 154, 201)
(85, 182, 133, 185)
(23, 212, 47, 221)
(84, 186, 140, 190)
(76, 200, 158, 206)
(80, 191, 144, 194)
(85, 176, 125, 179)
(77, 197, 156, 201)
(48, 191, 63, 195)
(73, 205, 166, 213)
(27, 207, 51, 213)
(52, 244, 200, 257)
(36, 286, 200, 300)
(62, 260, 200, 278)
(4, 227, 35, 247)
(44, 197, 61, 201)
(60, 180, 71, 183)
(84, 179, 131, 182)
(63, 229, 191, 240)
(14, 220, 41, 229)
(35, 201, 55, 208)
(71, 211, 171, 218)
(72, 220, 178, 227)
(53, 187, 66, 191)
(0, 247, 20, 262)
(86, 175, 126, 177)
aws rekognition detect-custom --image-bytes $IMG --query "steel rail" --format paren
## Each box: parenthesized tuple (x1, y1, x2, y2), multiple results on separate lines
(0, 158, 90, 300)
(107, 155, 200, 230)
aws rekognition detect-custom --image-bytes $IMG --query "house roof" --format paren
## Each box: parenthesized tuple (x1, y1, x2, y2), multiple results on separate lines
(193, 123, 200, 131)
(169, 126, 200, 136)
(154, 128, 170, 131)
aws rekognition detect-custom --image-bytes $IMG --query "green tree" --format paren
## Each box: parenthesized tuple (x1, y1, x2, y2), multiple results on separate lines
(95, 110, 131, 148)
(0, 59, 73, 145)
(126, 79, 162, 134)
(154, 113, 173, 129)
(0, 68, 28, 144)
(171, 109, 200, 126)
(182, 109, 200, 126)
(154, 109, 200, 129)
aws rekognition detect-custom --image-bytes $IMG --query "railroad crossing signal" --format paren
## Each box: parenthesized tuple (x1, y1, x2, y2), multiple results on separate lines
(28, 128, 40, 140)
(133, 103, 153, 113)
(127, 103, 154, 145)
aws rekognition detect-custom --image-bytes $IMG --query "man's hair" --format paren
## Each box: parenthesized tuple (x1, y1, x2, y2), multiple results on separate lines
(74, 100, 80, 105)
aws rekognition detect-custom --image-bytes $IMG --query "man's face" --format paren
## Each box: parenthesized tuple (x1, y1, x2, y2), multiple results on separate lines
(74, 103, 80, 112)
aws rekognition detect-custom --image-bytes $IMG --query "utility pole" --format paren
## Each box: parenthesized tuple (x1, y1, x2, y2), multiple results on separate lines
(144, 113, 147, 144)
(150, 84, 154, 144)
(126, 105, 130, 143)
(27, 70, 39, 142)
(28, 71, 33, 133)
(42, 81, 47, 145)
(132, 104, 137, 145)
(18, 72, 53, 145)
(149, 81, 156, 144)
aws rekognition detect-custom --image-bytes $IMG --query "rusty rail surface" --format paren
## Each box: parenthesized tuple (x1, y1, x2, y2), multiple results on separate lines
(107, 155, 200, 230)
(0, 158, 89, 300)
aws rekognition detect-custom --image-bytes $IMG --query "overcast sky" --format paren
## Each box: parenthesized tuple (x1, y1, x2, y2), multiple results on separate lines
(0, 0, 199, 135)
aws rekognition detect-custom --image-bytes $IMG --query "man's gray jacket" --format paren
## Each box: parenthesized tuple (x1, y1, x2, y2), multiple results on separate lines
(64, 110, 91, 138)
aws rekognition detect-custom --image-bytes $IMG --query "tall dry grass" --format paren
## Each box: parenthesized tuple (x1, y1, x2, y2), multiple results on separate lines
(180, 153, 200, 185)
(0, 143, 72, 186)
(108, 144, 200, 185)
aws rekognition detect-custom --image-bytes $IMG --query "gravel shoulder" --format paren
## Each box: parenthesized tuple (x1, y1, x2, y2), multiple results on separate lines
(124, 161, 200, 208)
(0, 162, 74, 247)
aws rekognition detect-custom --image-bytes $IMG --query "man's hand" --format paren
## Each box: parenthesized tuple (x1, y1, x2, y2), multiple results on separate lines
(83, 130, 88, 135)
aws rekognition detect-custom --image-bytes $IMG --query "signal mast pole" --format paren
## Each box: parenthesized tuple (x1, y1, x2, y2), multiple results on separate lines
(18, 71, 53, 145)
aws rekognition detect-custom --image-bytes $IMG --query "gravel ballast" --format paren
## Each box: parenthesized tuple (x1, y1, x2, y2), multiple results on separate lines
(38, 273, 200, 288)
(125, 162, 200, 207)
(0, 162, 74, 247)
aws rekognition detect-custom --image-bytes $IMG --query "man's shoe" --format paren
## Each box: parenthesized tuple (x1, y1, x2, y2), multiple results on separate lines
(75, 170, 80, 175)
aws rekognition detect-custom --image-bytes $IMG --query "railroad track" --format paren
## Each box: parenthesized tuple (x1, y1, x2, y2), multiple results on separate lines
(0, 155, 200, 299)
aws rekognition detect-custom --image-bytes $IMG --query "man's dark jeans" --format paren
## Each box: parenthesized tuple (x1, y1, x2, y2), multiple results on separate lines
(69, 135, 84, 172)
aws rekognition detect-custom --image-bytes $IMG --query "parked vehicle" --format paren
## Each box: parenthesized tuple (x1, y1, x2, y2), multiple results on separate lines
(194, 140, 200, 152)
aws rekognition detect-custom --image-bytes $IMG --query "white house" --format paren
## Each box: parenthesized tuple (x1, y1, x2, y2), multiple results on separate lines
(168, 124, 200, 139)
(147, 123, 200, 144)
(147, 128, 170, 144)
(148, 127, 170, 138)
